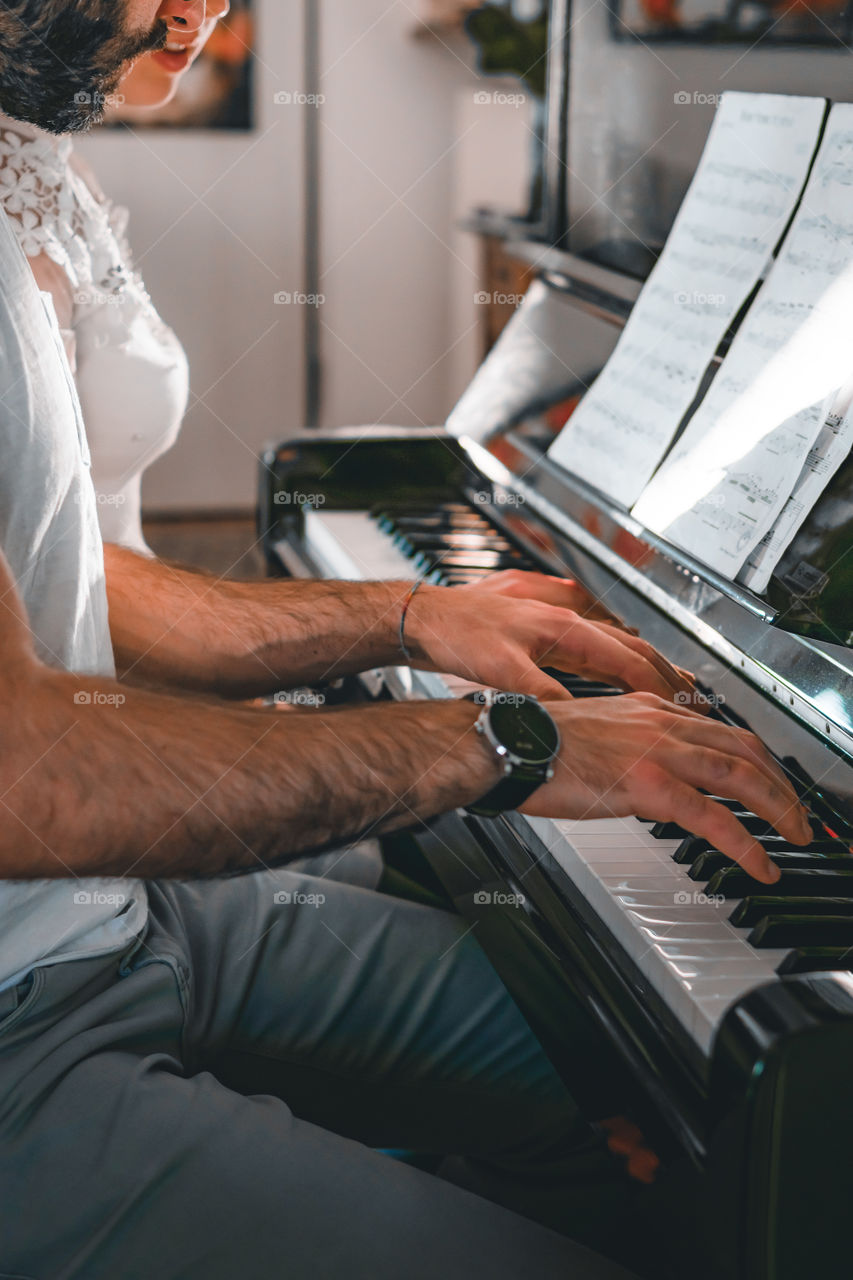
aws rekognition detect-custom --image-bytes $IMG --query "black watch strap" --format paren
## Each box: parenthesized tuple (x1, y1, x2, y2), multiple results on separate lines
(466, 768, 549, 818)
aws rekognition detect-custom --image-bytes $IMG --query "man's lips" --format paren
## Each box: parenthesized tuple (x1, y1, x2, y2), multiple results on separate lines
(150, 42, 195, 73)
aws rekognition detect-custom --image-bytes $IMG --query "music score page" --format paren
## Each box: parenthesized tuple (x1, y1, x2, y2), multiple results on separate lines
(634, 104, 853, 580)
(547, 92, 826, 507)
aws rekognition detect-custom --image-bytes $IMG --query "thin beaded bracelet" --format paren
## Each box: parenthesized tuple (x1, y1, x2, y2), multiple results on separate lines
(399, 578, 426, 664)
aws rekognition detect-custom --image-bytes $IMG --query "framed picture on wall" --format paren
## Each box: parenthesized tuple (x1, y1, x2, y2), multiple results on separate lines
(611, 0, 853, 47)
(112, 0, 255, 129)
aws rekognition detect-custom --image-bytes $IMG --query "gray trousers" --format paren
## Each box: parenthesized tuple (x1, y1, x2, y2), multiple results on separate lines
(0, 867, 641, 1280)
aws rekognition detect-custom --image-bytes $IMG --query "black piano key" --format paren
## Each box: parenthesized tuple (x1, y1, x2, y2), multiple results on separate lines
(655, 812, 826, 842)
(381, 512, 490, 530)
(675, 836, 845, 867)
(749, 915, 853, 949)
(730, 896, 853, 927)
(688, 850, 843, 881)
(430, 570, 495, 586)
(375, 502, 475, 518)
(397, 532, 516, 552)
(776, 947, 853, 975)
(706, 866, 853, 900)
(413, 550, 529, 572)
(555, 682, 622, 698)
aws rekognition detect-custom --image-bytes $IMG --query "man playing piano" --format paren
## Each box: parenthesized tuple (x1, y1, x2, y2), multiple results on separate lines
(0, 4, 813, 1278)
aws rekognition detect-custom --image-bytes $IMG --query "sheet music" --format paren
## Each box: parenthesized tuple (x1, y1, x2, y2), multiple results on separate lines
(633, 103, 853, 578)
(741, 376, 853, 592)
(547, 92, 826, 507)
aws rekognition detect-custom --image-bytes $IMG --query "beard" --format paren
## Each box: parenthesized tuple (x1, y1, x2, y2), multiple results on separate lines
(0, 3, 169, 133)
(64, 12, 170, 131)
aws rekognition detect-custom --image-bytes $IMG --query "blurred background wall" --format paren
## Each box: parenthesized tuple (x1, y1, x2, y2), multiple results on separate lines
(76, 0, 530, 513)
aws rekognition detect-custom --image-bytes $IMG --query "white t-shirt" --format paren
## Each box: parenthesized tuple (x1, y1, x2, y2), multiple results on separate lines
(0, 208, 147, 992)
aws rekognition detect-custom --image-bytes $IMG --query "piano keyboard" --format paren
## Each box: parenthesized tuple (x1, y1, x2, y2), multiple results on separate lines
(296, 502, 853, 1054)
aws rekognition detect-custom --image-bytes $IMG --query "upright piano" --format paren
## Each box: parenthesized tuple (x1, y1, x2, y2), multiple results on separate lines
(258, 277, 853, 1280)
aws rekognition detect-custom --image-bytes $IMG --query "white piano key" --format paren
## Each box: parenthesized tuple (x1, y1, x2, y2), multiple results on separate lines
(303, 510, 415, 581)
(526, 812, 777, 1052)
(601, 873, 694, 891)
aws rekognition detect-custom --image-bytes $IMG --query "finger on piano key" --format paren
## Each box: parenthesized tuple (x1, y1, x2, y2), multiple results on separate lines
(654, 721, 812, 848)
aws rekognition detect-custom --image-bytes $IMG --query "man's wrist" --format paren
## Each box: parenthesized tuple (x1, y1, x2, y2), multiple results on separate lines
(394, 581, 442, 666)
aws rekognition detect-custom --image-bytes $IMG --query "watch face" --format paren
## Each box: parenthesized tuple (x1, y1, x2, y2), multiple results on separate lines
(490, 696, 560, 766)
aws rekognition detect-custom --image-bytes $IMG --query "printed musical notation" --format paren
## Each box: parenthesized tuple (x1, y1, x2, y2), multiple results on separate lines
(547, 91, 826, 507)
(742, 383, 853, 593)
(634, 103, 853, 579)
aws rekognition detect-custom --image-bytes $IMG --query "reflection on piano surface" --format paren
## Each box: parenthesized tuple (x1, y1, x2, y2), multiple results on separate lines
(259, 294, 853, 1280)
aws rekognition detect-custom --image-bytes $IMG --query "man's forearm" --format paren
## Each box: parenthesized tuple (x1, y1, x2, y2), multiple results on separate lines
(0, 670, 498, 880)
(104, 544, 419, 696)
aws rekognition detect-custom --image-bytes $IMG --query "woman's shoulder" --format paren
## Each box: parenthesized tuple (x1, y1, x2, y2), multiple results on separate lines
(0, 117, 93, 288)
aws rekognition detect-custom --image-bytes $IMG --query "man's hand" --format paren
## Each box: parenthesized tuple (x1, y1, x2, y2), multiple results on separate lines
(407, 571, 695, 705)
(470, 568, 638, 631)
(523, 693, 812, 884)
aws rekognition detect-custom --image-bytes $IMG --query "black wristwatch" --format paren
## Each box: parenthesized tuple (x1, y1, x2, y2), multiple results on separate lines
(465, 691, 560, 818)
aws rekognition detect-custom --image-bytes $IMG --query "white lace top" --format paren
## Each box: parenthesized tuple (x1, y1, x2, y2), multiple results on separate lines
(0, 116, 190, 553)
